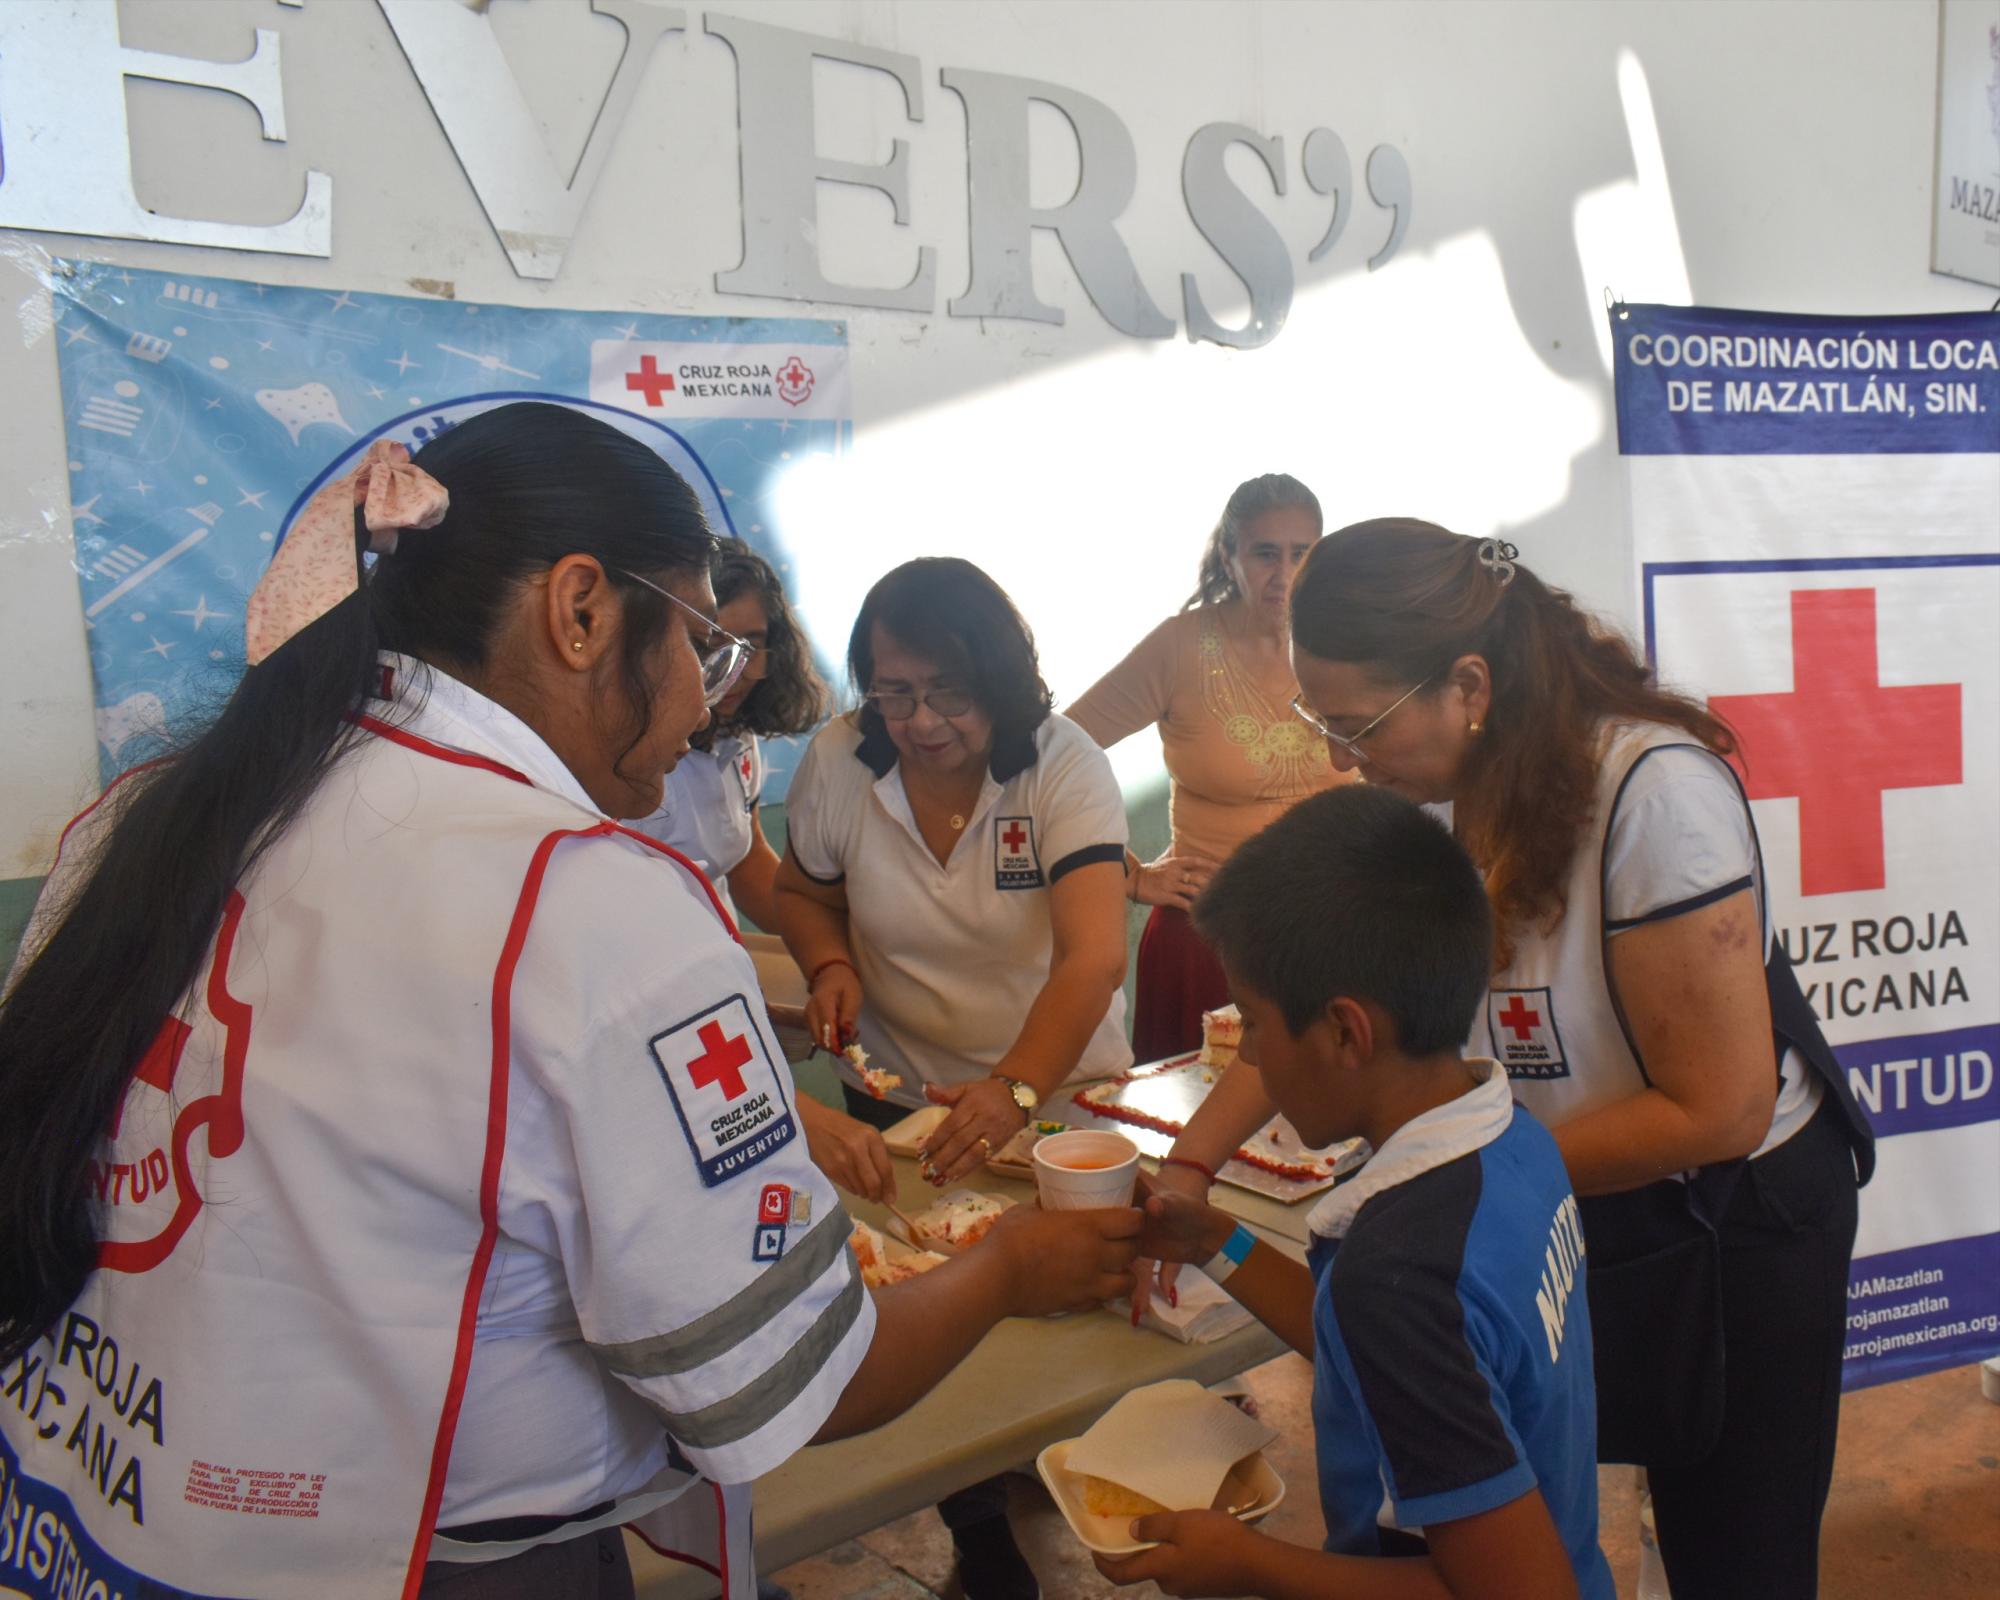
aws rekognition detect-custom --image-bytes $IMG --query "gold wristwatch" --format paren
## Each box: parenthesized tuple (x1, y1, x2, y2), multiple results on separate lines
(994, 1075, 1039, 1115)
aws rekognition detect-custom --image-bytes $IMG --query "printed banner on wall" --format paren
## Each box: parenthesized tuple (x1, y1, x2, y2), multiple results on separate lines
(48, 262, 850, 801)
(1614, 302, 2000, 1389)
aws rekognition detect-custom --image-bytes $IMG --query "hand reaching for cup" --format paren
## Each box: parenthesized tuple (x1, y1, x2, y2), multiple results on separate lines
(1130, 1159, 1216, 1318)
(988, 1204, 1142, 1317)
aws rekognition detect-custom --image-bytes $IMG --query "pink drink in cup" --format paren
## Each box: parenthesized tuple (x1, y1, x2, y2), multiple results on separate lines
(1033, 1130, 1140, 1210)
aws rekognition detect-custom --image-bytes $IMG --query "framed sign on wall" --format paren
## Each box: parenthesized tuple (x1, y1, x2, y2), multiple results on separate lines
(1932, 0, 2000, 288)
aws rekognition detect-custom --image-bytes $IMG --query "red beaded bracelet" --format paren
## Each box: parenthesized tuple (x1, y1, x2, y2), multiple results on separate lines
(807, 956, 856, 988)
(1160, 1155, 1218, 1184)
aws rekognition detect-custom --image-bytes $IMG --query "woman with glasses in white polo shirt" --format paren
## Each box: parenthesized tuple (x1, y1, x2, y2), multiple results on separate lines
(773, 557, 1132, 1600)
(1154, 519, 1873, 1600)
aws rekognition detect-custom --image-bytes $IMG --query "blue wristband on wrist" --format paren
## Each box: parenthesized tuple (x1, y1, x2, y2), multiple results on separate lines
(1202, 1221, 1257, 1284)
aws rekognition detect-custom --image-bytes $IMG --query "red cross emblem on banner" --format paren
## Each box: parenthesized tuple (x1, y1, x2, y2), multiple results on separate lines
(1496, 995, 1541, 1042)
(687, 1020, 753, 1100)
(625, 354, 675, 406)
(1711, 588, 1962, 897)
(776, 355, 814, 407)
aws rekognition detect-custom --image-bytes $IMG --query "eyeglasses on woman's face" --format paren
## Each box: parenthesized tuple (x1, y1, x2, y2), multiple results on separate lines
(616, 569, 756, 707)
(865, 686, 977, 721)
(1291, 676, 1432, 763)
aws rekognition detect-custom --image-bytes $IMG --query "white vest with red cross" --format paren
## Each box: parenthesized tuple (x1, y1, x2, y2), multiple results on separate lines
(0, 699, 771, 1599)
(1472, 719, 1823, 1156)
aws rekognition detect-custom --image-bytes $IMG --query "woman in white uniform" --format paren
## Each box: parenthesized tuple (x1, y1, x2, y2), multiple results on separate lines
(629, 540, 824, 930)
(630, 541, 897, 1203)
(1158, 520, 1872, 1599)
(0, 405, 1140, 1600)
(772, 557, 1132, 1600)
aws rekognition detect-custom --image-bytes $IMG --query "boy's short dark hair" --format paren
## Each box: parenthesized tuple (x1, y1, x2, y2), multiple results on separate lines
(1193, 786, 1492, 1055)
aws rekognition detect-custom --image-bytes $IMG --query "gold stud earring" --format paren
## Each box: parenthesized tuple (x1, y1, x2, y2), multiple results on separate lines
(571, 640, 585, 653)
(1469, 720, 1483, 735)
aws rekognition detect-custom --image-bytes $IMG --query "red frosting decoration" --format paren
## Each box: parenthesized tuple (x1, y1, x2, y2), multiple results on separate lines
(1069, 1088, 1331, 1184)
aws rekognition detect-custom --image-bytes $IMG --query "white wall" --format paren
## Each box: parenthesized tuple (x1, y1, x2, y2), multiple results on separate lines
(1, 0, 1988, 876)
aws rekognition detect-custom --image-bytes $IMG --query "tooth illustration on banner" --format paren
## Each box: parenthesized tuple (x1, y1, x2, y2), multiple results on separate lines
(96, 691, 168, 760)
(257, 382, 356, 446)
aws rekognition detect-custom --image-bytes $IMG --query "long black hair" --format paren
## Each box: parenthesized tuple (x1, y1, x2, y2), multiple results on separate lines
(695, 540, 830, 748)
(848, 558, 1053, 766)
(1182, 473, 1322, 610)
(0, 401, 715, 1365)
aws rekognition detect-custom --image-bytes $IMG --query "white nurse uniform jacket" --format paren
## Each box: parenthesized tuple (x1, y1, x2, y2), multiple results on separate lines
(0, 655, 872, 1600)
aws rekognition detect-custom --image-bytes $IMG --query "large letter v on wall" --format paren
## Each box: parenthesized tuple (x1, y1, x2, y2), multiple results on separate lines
(380, 0, 686, 280)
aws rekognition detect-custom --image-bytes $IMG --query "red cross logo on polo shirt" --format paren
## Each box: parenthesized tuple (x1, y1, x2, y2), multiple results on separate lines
(1002, 820, 1028, 855)
(625, 354, 675, 407)
(1497, 995, 1541, 1042)
(688, 1020, 753, 1100)
(1711, 589, 1961, 897)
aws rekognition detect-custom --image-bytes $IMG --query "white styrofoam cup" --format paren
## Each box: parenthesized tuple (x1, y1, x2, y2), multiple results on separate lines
(1033, 1130, 1141, 1210)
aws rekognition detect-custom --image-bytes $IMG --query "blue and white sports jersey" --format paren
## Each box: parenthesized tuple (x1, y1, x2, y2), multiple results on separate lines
(1305, 1065, 1613, 1597)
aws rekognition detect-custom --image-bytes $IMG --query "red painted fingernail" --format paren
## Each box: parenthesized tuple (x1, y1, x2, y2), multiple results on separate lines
(1168, 1285, 1179, 1309)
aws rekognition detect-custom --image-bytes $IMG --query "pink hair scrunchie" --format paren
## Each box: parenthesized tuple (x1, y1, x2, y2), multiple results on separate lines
(243, 439, 450, 666)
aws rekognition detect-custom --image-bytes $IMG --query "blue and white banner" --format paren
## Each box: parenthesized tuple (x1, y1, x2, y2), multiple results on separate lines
(1615, 303, 2000, 1389)
(49, 263, 850, 802)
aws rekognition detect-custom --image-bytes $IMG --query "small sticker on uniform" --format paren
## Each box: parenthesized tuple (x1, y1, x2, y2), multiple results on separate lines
(759, 1183, 792, 1225)
(1489, 987, 1570, 1080)
(790, 1191, 812, 1226)
(994, 815, 1043, 890)
(649, 995, 799, 1188)
(752, 1222, 786, 1262)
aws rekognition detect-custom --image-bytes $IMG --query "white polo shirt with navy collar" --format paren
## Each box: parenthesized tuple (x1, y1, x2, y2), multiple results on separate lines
(785, 710, 1133, 1106)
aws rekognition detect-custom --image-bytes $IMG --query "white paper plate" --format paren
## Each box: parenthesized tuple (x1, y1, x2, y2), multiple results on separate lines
(1035, 1438, 1285, 1556)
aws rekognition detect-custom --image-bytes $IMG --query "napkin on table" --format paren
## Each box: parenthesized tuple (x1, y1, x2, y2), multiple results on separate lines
(1107, 1266, 1255, 1344)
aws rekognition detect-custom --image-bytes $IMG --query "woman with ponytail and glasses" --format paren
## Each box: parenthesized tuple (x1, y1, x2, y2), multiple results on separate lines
(631, 540, 827, 932)
(628, 542, 898, 1204)
(1156, 519, 1873, 1600)
(1068, 473, 1348, 1063)
(0, 404, 1140, 1600)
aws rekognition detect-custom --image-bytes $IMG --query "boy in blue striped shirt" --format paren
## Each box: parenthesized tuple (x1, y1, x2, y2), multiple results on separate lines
(1098, 787, 1612, 1600)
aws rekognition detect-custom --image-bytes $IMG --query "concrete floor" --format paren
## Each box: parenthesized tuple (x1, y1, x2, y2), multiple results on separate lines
(762, 1359, 2000, 1599)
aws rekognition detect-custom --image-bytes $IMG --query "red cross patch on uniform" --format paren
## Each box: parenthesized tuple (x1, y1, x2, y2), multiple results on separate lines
(1488, 987, 1569, 1080)
(994, 815, 1043, 890)
(649, 995, 797, 1187)
(734, 746, 758, 814)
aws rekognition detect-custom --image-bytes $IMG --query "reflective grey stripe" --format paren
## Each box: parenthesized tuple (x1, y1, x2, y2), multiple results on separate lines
(656, 1261, 867, 1450)
(592, 1205, 853, 1379)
